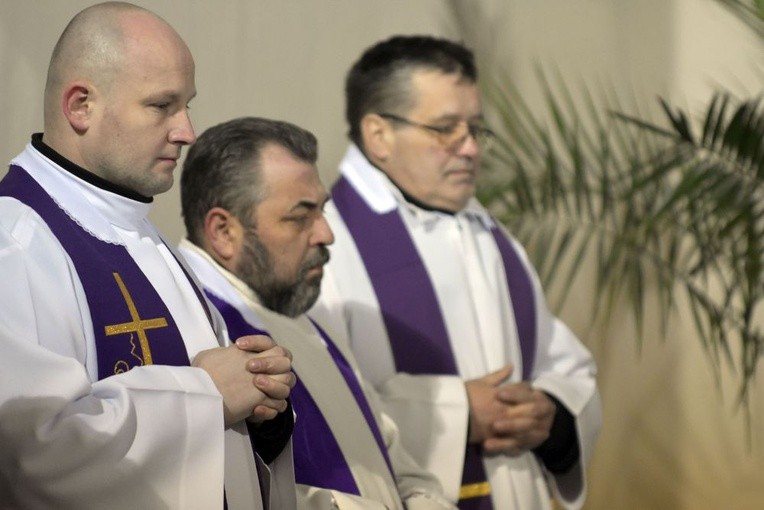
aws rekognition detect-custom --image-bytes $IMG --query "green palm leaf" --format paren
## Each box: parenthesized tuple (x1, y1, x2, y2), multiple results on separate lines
(491, 84, 763, 399)
(446, 0, 764, 403)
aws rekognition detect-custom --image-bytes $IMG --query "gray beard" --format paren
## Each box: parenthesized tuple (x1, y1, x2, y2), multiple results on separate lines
(236, 231, 329, 318)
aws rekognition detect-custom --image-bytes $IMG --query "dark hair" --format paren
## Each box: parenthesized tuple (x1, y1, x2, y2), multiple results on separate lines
(345, 35, 477, 149)
(181, 116, 318, 245)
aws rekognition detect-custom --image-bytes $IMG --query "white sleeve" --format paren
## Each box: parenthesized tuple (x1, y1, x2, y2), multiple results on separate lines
(362, 375, 457, 509)
(0, 323, 226, 509)
(0, 201, 228, 510)
(311, 271, 469, 504)
(297, 485, 385, 510)
(311, 208, 469, 502)
(508, 235, 602, 509)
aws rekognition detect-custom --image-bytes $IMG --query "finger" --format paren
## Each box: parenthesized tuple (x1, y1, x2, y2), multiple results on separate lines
(493, 416, 536, 436)
(496, 382, 552, 405)
(250, 393, 289, 415)
(254, 374, 293, 401)
(482, 436, 523, 456)
(496, 382, 535, 404)
(256, 397, 289, 414)
(250, 405, 278, 424)
(260, 371, 297, 392)
(253, 345, 293, 362)
(247, 355, 293, 375)
(486, 419, 545, 451)
(235, 334, 276, 352)
(482, 364, 513, 387)
(269, 371, 297, 389)
(501, 403, 555, 428)
(506, 394, 556, 419)
(493, 415, 552, 449)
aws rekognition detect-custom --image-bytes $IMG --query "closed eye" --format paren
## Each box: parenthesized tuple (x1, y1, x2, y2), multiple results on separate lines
(428, 124, 459, 135)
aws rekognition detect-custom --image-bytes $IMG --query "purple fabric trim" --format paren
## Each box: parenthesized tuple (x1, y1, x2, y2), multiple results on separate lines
(0, 165, 190, 378)
(203, 293, 272, 505)
(170, 249, 214, 330)
(204, 291, 362, 496)
(458, 443, 494, 510)
(332, 177, 457, 375)
(332, 176, 494, 508)
(488, 228, 537, 379)
(332, 176, 538, 379)
(245, 420, 270, 505)
(309, 318, 395, 477)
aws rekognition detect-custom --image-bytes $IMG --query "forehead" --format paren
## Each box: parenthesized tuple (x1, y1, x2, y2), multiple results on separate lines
(114, 24, 196, 97)
(258, 144, 325, 203)
(406, 69, 482, 119)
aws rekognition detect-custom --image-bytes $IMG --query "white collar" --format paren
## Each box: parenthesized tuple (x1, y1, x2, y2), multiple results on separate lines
(178, 239, 255, 301)
(178, 239, 270, 331)
(178, 239, 328, 348)
(12, 143, 153, 244)
(337, 144, 496, 229)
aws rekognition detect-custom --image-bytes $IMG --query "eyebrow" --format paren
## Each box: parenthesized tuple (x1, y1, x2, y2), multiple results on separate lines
(145, 90, 197, 104)
(288, 194, 330, 213)
(429, 112, 486, 124)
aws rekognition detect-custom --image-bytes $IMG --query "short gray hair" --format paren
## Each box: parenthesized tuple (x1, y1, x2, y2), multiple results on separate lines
(180, 117, 318, 245)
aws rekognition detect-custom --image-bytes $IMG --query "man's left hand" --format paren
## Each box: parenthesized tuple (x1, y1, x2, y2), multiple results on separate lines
(482, 382, 555, 455)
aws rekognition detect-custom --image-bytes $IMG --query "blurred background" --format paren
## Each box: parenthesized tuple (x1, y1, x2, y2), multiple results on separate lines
(1, 1, 762, 508)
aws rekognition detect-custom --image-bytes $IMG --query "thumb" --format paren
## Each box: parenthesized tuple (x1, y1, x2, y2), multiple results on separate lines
(481, 364, 513, 387)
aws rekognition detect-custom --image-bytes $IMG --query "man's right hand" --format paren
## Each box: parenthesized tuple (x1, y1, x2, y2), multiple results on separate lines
(192, 335, 295, 427)
(464, 365, 512, 444)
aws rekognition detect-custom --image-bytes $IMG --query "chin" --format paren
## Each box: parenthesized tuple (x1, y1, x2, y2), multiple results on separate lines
(147, 175, 175, 196)
(452, 187, 476, 205)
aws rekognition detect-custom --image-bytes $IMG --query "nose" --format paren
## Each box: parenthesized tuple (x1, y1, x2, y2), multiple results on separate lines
(454, 130, 480, 158)
(169, 109, 197, 146)
(312, 214, 335, 246)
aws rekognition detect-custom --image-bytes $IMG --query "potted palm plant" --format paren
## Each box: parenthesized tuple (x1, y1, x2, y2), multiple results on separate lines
(447, 0, 763, 403)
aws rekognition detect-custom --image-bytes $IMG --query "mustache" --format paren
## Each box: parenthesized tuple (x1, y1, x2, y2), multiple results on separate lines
(302, 245, 330, 273)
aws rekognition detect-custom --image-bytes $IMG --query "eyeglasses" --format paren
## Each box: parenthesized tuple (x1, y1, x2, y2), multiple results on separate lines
(378, 112, 495, 151)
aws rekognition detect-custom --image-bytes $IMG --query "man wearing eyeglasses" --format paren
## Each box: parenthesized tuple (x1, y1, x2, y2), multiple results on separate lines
(311, 35, 601, 510)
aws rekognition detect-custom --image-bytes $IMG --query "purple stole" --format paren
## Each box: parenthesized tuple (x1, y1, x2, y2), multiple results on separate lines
(1, 165, 252, 509)
(332, 175, 538, 510)
(204, 290, 395, 496)
(0, 165, 192, 376)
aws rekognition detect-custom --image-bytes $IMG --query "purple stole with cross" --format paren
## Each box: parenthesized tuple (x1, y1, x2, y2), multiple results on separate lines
(1, 164, 264, 510)
(332, 175, 538, 510)
(204, 290, 395, 496)
(0, 165, 192, 376)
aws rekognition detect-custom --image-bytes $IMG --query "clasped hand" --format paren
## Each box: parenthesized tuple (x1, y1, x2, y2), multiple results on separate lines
(465, 364, 555, 455)
(193, 335, 295, 427)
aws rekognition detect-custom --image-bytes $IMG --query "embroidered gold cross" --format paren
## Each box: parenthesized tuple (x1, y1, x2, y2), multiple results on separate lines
(104, 272, 168, 365)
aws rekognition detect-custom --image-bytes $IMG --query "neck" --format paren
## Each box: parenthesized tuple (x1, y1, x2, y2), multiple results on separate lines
(384, 174, 459, 215)
(33, 133, 153, 203)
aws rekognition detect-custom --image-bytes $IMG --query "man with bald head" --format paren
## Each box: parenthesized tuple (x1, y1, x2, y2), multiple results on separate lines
(0, 3, 296, 509)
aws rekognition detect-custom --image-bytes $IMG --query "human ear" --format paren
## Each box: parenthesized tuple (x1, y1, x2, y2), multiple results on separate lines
(360, 113, 394, 162)
(203, 207, 243, 271)
(62, 82, 94, 133)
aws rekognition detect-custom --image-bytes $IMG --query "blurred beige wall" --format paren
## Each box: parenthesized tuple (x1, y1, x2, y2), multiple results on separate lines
(471, 2, 764, 510)
(0, 0, 448, 240)
(2, 1, 762, 509)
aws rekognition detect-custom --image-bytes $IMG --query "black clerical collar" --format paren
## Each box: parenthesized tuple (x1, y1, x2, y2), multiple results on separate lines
(385, 174, 458, 216)
(31, 133, 153, 203)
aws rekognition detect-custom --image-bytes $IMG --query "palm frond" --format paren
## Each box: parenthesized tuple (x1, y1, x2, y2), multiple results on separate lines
(715, 0, 764, 39)
(482, 74, 764, 398)
(446, 0, 764, 401)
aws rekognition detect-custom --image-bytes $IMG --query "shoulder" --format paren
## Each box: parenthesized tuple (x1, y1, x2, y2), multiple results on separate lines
(0, 196, 63, 254)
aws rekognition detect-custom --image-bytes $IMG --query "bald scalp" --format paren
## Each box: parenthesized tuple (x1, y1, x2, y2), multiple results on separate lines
(43, 2, 177, 129)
